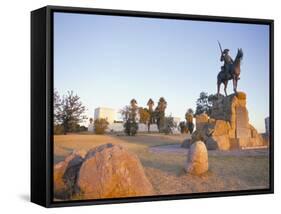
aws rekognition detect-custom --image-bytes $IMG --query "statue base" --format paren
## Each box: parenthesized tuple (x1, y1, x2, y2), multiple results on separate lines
(193, 92, 267, 150)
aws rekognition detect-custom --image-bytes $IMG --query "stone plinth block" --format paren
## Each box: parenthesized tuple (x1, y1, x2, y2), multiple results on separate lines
(195, 113, 209, 131)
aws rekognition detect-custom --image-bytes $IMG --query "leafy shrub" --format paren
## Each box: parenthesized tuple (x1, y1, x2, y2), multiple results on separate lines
(187, 122, 194, 134)
(54, 124, 65, 135)
(163, 116, 176, 135)
(139, 107, 151, 124)
(124, 119, 138, 136)
(179, 121, 188, 134)
(94, 118, 109, 134)
(78, 125, 88, 132)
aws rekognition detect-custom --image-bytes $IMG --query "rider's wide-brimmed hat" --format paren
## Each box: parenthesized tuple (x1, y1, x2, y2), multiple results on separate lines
(223, 49, 230, 53)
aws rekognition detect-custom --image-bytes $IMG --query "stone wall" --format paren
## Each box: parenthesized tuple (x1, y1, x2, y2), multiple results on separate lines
(106, 123, 159, 133)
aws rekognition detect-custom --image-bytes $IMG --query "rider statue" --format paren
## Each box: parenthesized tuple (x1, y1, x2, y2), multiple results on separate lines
(217, 41, 243, 96)
(220, 48, 233, 77)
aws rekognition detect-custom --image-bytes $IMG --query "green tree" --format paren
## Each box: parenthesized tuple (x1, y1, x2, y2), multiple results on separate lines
(55, 90, 87, 134)
(147, 98, 154, 112)
(54, 89, 62, 126)
(163, 115, 176, 135)
(120, 106, 130, 121)
(130, 98, 138, 121)
(146, 98, 155, 132)
(185, 108, 194, 134)
(123, 99, 139, 136)
(179, 121, 188, 134)
(195, 92, 213, 116)
(155, 97, 167, 132)
(186, 108, 194, 115)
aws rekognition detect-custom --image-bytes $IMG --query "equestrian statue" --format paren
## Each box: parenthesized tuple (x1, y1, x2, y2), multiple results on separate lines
(217, 41, 243, 96)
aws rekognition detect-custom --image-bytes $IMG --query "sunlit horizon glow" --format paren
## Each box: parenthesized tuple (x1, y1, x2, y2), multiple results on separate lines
(54, 12, 270, 133)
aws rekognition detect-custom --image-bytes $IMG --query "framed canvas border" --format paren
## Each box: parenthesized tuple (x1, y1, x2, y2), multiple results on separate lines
(31, 5, 274, 208)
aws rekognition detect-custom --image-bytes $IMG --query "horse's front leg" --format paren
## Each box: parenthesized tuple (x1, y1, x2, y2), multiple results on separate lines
(224, 81, 228, 96)
(217, 82, 221, 96)
(233, 78, 237, 94)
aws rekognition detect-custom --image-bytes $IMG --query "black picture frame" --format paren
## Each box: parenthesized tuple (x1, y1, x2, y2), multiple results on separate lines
(31, 5, 274, 208)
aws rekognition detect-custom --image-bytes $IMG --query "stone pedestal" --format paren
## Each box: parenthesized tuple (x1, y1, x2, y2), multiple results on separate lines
(194, 92, 266, 150)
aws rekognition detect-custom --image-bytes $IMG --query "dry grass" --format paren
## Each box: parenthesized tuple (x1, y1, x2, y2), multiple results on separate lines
(54, 133, 269, 195)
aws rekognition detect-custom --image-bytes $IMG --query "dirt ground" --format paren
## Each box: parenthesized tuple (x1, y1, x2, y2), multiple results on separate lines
(54, 133, 269, 196)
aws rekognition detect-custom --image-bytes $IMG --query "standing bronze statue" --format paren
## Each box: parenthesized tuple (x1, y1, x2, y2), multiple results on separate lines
(217, 41, 243, 96)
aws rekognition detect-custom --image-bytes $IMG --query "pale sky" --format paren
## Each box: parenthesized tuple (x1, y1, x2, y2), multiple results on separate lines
(54, 12, 270, 132)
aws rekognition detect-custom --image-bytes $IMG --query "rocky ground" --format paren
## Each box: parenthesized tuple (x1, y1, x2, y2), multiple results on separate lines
(54, 133, 270, 199)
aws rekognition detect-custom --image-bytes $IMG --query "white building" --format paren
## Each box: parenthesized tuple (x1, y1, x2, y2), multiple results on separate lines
(94, 107, 117, 124)
(88, 123, 94, 132)
(172, 117, 181, 126)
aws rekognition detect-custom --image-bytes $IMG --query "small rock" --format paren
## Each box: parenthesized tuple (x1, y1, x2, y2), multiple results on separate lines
(185, 141, 208, 175)
(53, 151, 85, 199)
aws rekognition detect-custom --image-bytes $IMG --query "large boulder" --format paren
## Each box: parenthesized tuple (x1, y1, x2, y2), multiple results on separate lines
(212, 120, 231, 136)
(249, 124, 265, 146)
(185, 141, 208, 175)
(191, 124, 214, 143)
(205, 137, 218, 150)
(77, 143, 154, 199)
(53, 151, 85, 199)
(207, 135, 230, 151)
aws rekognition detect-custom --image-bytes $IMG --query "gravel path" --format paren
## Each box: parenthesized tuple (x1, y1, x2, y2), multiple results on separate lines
(149, 144, 269, 157)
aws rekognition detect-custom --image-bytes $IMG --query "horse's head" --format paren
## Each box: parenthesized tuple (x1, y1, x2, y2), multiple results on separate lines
(234, 48, 243, 63)
(233, 48, 243, 78)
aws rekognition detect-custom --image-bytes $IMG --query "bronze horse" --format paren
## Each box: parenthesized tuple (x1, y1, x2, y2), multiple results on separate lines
(217, 48, 243, 96)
